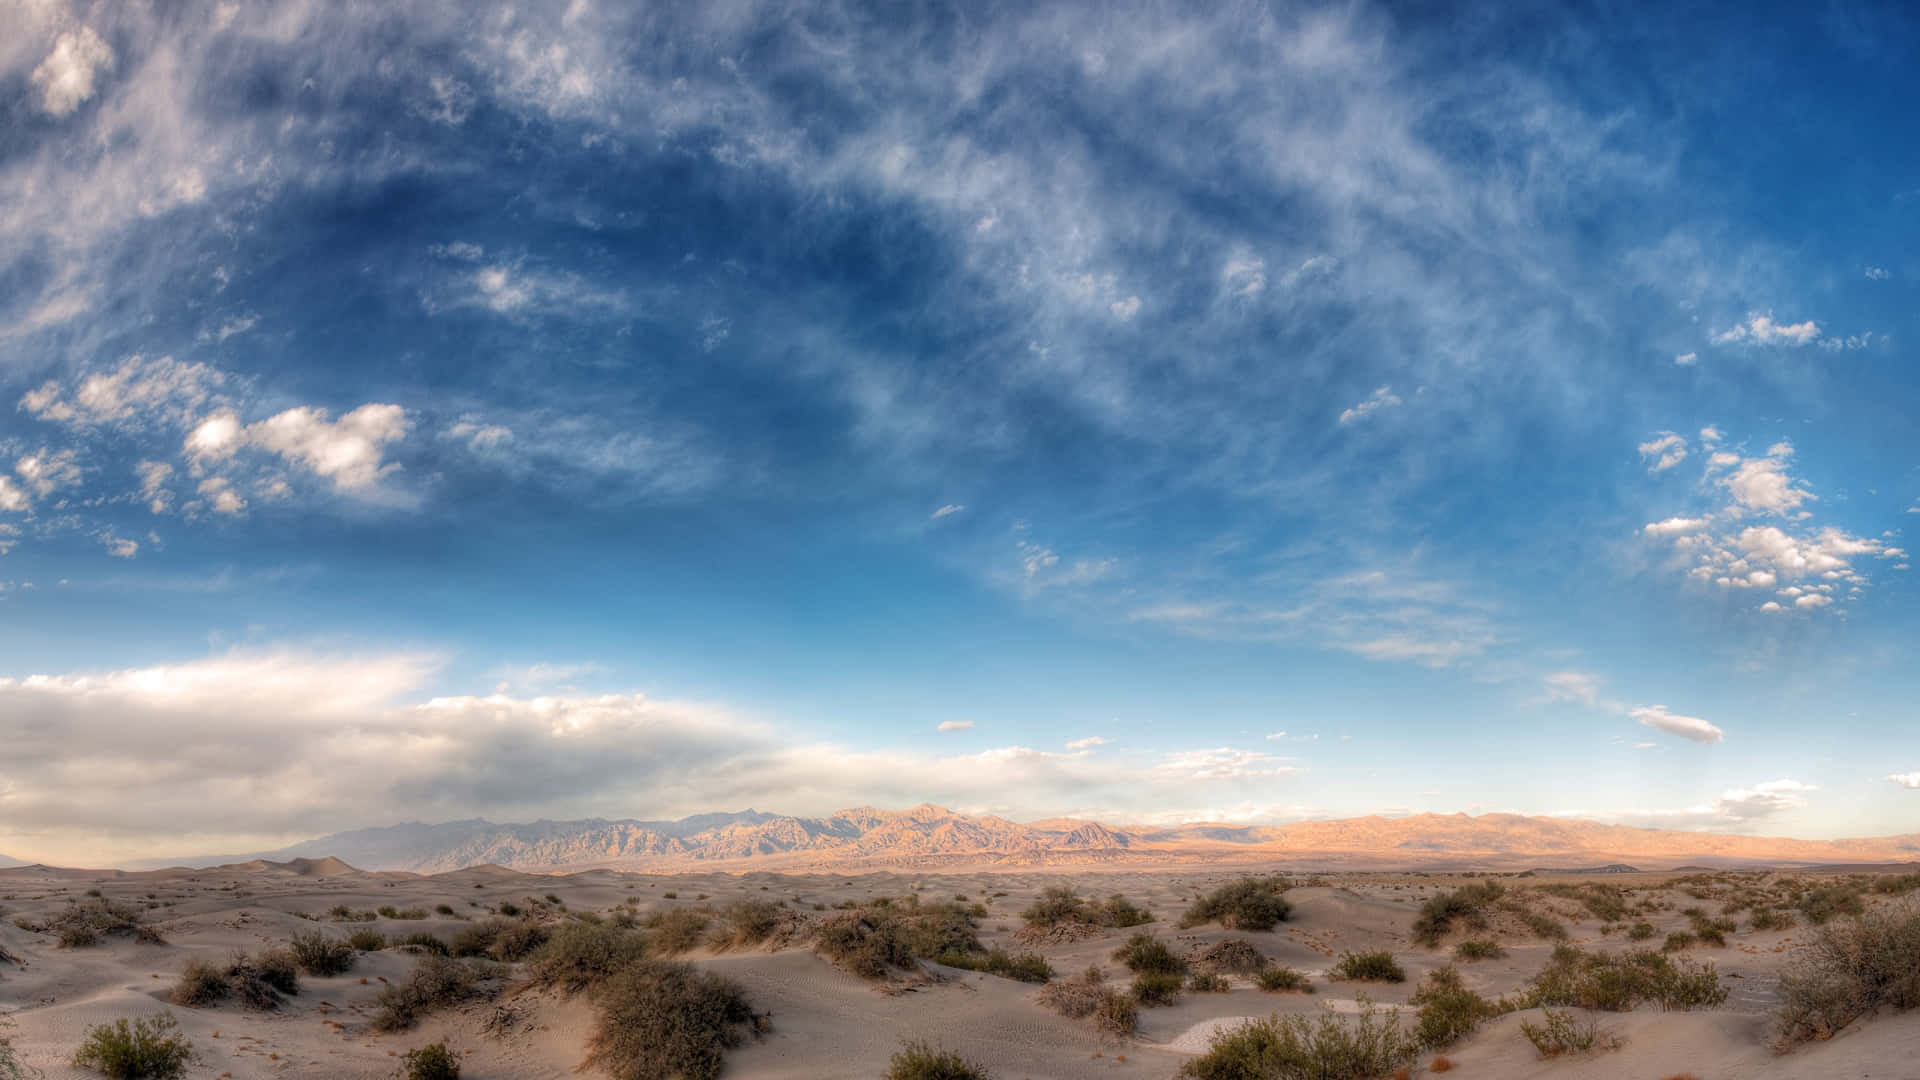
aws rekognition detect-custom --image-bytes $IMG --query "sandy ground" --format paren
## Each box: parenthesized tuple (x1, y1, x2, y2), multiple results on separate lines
(2, 862, 1915, 1079)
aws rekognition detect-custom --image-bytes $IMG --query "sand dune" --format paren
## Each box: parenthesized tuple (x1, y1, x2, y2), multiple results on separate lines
(2, 861, 1914, 1078)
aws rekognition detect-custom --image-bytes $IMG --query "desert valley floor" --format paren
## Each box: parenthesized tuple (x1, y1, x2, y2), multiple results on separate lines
(2, 860, 1916, 1079)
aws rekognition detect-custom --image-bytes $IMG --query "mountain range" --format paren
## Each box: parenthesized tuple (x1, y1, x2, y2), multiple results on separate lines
(127, 805, 1920, 875)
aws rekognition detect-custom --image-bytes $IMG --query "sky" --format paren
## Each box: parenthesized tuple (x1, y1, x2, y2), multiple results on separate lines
(1, 0, 1918, 866)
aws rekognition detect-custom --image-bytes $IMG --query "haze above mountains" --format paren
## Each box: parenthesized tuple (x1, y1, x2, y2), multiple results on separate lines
(119, 805, 1920, 876)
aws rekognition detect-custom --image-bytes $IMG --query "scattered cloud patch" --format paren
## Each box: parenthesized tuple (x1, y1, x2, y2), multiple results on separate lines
(1674, 352, 1697, 366)
(1638, 432, 1688, 473)
(1631, 704, 1724, 744)
(1888, 773, 1920, 790)
(1338, 386, 1402, 426)
(1713, 312, 1820, 346)
(936, 720, 975, 732)
(931, 504, 964, 519)
(1865, 267, 1889, 280)
(1065, 736, 1109, 751)
(31, 26, 114, 117)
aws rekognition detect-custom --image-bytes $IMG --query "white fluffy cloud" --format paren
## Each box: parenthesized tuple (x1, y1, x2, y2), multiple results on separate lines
(1606, 779, 1814, 830)
(1712, 312, 1820, 346)
(0, 648, 1315, 864)
(1630, 704, 1724, 744)
(936, 720, 975, 732)
(1638, 432, 1688, 472)
(245, 404, 410, 493)
(15, 450, 81, 497)
(30, 26, 114, 117)
(0, 477, 28, 513)
(1338, 385, 1402, 425)
(1888, 773, 1920, 790)
(1674, 351, 1697, 366)
(1641, 431, 1902, 615)
(1065, 736, 1110, 751)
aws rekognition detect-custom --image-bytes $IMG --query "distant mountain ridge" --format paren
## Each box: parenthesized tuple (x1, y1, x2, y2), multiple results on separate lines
(130, 805, 1920, 875)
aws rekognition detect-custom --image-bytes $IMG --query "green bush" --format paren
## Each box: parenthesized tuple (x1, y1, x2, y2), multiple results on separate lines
(1112, 932, 1187, 976)
(169, 959, 230, 1007)
(46, 899, 163, 949)
(1189, 971, 1230, 993)
(492, 919, 551, 962)
(1774, 900, 1920, 1048)
(398, 933, 451, 956)
(884, 1040, 994, 1080)
(1523, 944, 1726, 1012)
(1132, 971, 1184, 1006)
(371, 955, 494, 1033)
(1255, 967, 1311, 993)
(1182, 877, 1292, 931)
(346, 928, 386, 951)
(1519, 1008, 1603, 1058)
(1411, 882, 1504, 946)
(449, 921, 499, 958)
(254, 948, 300, 995)
(931, 948, 1053, 983)
(812, 900, 981, 980)
(1749, 908, 1795, 931)
(402, 1042, 461, 1080)
(1410, 967, 1506, 1048)
(528, 921, 650, 992)
(645, 908, 714, 954)
(1663, 931, 1696, 952)
(711, 900, 786, 949)
(1626, 922, 1656, 940)
(1333, 950, 1405, 983)
(379, 906, 429, 920)
(585, 960, 759, 1080)
(71, 1014, 191, 1079)
(1022, 887, 1153, 930)
(1797, 885, 1866, 926)
(1453, 939, 1505, 961)
(1178, 1003, 1416, 1080)
(288, 931, 356, 976)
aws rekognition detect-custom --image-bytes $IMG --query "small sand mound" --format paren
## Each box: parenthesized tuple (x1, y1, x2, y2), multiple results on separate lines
(1165, 1016, 1263, 1054)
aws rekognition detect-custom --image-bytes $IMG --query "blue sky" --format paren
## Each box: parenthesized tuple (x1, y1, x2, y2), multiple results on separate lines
(1, 0, 1917, 864)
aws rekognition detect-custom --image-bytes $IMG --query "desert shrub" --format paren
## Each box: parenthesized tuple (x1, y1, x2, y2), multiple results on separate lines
(449, 921, 499, 958)
(1523, 945, 1727, 1012)
(370, 955, 494, 1033)
(1333, 950, 1405, 983)
(71, 1014, 191, 1079)
(47, 899, 162, 949)
(1411, 967, 1506, 1049)
(254, 949, 300, 995)
(584, 959, 758, 1080)
(528, 921, 649, 992)
(1189, 971, 1231, 993)
(884, 1040, 994, 1080)
(397, 933, 451, 956)
(1749, 908, 1796, 931)
(1773, 900, 1920, 1048)
(491, 919, 550, 962)
(434, 904, 457, 916)
(1453, 939, 1505, 961)
(1101, 894, 1155, 927)
(646, 908, 713, 954)
(1871, 873, 1920, 896)
(1255, 967, 1311, 993)
(1194, 938, 1266, 974)
(1695, 925, 1727, 948)
(288, 930, 356, 976)
(1182, 877, 1292, 931)
(1022, 888, 1152, 930)
(1519, 1008, 1603, 1058)
(1663, 931, 1696, 952)
(1515, 910, 1568, 940)
(1627, 922, 1656, 940)
(402, 1042, 460, 1080)
(1797, 885, 1865, 926)
(225, 960, 283, 1011)
(379, 906, 429, 920)
(1178, 1003, 1417, 1080)
(1412, 882, 1505, 946)
(346, 928, 386, 951)
(711, 899, 785, 949)
(1031, 966, 1139, 1034)
(328, 905, 377, 922)
(1112, 932, 1187, 976)
(169, 959, 230, 1007)
(931, 948, 1053, 983)
(813, 899, 981, 979)
(1132, 971, 1184, 1005)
